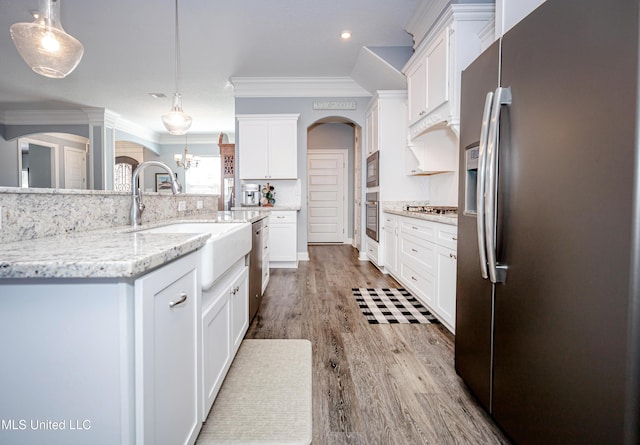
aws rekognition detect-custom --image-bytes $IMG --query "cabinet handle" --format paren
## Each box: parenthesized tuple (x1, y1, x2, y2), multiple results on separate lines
(411, 248, 418, 253)
(411, 275, 418, 281)
(452, 236, 458, 241)
(449, 253, 457, 260)
(169, 292, 187, 308)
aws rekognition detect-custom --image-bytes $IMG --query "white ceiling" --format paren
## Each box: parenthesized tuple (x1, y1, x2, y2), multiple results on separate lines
(0, 0, 420, 139)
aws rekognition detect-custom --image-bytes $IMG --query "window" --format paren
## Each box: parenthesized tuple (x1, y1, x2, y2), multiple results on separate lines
(185, 156, 221, 194)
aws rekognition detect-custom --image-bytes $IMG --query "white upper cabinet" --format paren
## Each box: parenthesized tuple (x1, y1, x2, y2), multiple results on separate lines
(407, 29, 448, 127)
(403, 4, 494, 140)
(237, 114, 299, 180)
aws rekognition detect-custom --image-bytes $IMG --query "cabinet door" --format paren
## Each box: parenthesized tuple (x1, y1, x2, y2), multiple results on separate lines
(267, 119, 298, 178)
(365, 101, 380, 155)
(383, 215, 398, 275)
(425, 30, 449, 114)
(230, 267, 249, 353)
(239, 119, 269, 179)
(135, 253, 200, 445)
(435, 244, 457, 330)
(269, 223, 297, 262)
(202, 287, 231, 419)
(407, 54, 427, 124)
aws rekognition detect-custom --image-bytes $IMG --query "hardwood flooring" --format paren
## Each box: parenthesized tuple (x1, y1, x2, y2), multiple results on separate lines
(245, 245, 510, 445)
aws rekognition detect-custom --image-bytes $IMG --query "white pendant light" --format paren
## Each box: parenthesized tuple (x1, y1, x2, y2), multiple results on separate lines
(162, 0, 192, 135)
(10, 0, 84, 79)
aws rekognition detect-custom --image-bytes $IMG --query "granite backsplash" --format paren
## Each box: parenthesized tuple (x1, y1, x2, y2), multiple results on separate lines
(0, 187, 219, 244)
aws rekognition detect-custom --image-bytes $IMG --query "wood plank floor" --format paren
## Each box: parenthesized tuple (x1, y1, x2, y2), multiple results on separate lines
(245, 245, 510, 445)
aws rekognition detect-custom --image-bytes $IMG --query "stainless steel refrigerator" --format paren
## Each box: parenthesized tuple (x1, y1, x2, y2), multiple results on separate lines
(455, 1, 640, 443)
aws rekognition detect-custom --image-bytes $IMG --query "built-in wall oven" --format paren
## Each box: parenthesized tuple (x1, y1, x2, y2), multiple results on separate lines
(365, 192, 379, 241)
(366, 151, 379, 188)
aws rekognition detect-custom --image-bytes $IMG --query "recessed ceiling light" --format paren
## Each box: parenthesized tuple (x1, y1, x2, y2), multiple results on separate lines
(341, 31, 352, 40)
(149, 93, 167, 99)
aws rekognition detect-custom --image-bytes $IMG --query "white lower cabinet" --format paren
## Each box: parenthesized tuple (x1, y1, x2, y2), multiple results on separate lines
(0, 247, 252, 445)
(435, 244, 457, 328)
(201, 260, 248, 420)
(262, 218, 270, 291)
(135, 253, 201, 445)
(383, 214, 398, 276)
(384, 211, 458, 333)
(269, 211, 298, 268)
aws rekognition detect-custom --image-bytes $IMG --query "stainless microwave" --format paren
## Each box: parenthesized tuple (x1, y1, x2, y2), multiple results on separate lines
(366, 151, 379, 188)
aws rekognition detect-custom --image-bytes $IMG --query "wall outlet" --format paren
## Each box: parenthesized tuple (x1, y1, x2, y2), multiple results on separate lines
(196, 200, 203, 209)
(178, 201, 187, 212)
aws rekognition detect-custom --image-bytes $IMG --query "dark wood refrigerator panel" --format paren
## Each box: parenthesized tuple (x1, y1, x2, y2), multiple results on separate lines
(492, 0, 638, 443)
(455, 41, 500, 412)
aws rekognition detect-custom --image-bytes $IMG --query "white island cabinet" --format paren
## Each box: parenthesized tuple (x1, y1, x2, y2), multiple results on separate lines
(0, 252, 202, 445)
(201, 259, 249, 420)
(135, 252, 201, 445)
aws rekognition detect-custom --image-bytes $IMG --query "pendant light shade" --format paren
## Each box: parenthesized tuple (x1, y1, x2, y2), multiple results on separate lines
(10, 0, 84, 79)
(162, 0, 192, 135)
(162, 93, 192, 135)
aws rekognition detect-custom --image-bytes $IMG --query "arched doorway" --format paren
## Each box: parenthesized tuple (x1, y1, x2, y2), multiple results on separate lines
(114, 156, 139, 192)
(306, 117, 362, 250)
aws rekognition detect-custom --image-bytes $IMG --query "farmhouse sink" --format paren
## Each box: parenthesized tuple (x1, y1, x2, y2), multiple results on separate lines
(139, 222, 251, 290)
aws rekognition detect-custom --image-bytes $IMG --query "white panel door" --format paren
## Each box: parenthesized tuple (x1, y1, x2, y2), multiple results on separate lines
(307, 151, 346, 243)
(63, 146, 87, 189)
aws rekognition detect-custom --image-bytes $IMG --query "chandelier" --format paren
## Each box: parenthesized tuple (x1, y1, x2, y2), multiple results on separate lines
(174, 135, 199, 170)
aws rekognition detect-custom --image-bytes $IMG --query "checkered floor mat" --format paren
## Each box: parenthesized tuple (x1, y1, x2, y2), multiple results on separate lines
(352, 288, 440, 324)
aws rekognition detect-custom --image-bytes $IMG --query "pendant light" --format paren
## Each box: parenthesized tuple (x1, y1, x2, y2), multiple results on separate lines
(10, 0, 84, 79)
(161, 0, 192, 135)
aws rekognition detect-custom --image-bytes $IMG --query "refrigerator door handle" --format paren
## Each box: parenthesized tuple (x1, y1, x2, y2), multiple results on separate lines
(476, 91, 494, 279)
(485, 86, 511, 284)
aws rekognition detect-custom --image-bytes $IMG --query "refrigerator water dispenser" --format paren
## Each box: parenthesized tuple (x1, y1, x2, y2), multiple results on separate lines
(464, 145, 479, 215)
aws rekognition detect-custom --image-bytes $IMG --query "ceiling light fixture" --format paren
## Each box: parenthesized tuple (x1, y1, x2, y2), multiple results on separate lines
(161, 0, 192, 135)
(341, 30, 352, 40)
(10, 0, 84, 79)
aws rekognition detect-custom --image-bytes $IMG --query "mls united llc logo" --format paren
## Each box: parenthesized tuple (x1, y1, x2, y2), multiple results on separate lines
(2, 419, 91, 431)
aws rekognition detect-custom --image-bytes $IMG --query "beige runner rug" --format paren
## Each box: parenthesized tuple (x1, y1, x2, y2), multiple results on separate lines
(197, 339, 312, 445)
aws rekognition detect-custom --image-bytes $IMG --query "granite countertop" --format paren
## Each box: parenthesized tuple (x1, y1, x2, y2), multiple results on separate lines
(383, 208, 458, 226)
(0, 211, 267, 280)
(231, 205, 301, 211)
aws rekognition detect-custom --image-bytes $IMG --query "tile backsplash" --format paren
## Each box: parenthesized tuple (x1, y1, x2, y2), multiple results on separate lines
(0, 187, 218, 244)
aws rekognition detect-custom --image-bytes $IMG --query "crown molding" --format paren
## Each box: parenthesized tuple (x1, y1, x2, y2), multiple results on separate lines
(407, 3, 495, 54)
(230, 77, 371, 98)
(157, 133, 223, 145)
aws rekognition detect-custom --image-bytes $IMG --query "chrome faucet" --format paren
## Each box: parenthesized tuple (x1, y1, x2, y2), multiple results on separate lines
(130, 161, 181, 227)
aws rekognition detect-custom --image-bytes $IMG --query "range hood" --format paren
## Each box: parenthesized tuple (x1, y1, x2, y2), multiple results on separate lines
(406, 122, 458, 175)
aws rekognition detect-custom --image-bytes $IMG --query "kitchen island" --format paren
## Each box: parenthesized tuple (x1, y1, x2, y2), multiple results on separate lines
(0, 210, 264, 445)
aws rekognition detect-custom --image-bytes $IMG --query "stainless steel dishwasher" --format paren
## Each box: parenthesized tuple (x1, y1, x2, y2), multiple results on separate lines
(248, 218, 264, 322)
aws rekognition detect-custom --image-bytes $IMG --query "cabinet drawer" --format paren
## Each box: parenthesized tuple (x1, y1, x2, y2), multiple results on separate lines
(270, 211, 296, 224)
(400, 260, 434, 305)
(400, 218, 435, 242)
(366, 237, 380, 266)
(435, 223, 458, 250)
(400, 233, 435, 275)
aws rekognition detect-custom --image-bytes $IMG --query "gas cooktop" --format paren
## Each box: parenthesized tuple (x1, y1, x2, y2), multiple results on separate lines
(404, 205, 458, 215)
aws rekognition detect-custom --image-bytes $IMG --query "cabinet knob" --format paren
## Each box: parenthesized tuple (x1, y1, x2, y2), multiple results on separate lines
(449, 253, 457, 260)
(452, 236, 458, 241)
(169, 292, 188, 308)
